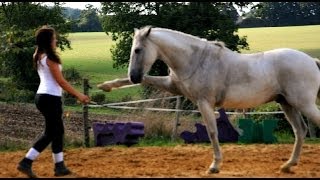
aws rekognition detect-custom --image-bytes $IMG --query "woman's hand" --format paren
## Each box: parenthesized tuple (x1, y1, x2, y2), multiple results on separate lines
(77, 93, 91, 104)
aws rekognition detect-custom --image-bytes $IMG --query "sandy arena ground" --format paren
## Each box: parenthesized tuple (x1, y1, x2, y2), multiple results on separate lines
(1, 143, 320, 178)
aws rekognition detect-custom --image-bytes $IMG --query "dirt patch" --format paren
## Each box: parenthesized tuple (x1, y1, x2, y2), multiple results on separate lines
(0, 102, 200, 146)
(1, 144, 320, 178)
(1, 102, 320, 177)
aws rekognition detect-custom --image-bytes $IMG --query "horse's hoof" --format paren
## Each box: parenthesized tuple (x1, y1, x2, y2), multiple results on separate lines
(280, 165, 293, 173)
(280, 161, 297, 173)
(97, 84, 103, 89)
(292, 162, 298, 166)
(207, 168, 220, 174)
(97, 84, 111, 92)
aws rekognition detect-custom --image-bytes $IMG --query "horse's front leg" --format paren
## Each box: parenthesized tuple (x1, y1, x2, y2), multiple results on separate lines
(197, 100, 222, 174)
(97, 76, 181, 95)
(142, 75, 182, 95)
(97, 78, 132, 92)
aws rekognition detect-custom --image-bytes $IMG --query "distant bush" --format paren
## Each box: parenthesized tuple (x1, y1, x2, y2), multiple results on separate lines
(63, 92, 77, 105)
(120, 94, 133, 102)
(63, 67, 82, 85)
(91, 93, 106, 104)
(0, 80, 35, 103)
(238, 17, 267, 28)
(0, 137, 29, 152)
(250, 102, 293, 134)
(144, 119, 172, 140)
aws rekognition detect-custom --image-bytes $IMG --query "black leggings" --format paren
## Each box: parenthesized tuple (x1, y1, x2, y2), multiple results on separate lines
(33, 94, 64, 154)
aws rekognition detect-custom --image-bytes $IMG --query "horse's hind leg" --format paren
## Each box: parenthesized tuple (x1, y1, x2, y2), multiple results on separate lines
(279, 101, 308, 173)
(197, 100, 222, 173)
(299, 103, 320, 129)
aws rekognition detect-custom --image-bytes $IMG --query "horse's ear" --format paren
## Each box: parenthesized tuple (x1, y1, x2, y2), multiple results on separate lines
(134, 28, 139, 35)
(145, 27, 151, 37)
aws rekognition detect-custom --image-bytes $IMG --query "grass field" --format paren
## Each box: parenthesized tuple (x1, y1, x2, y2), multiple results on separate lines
(238, 25, 320, 58)
(2, 26, 320, 153)
(59, 25, 320, 105)
(58, 32, 142, 103)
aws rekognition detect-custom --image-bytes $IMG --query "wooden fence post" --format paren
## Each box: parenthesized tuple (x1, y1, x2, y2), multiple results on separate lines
(243, 108, 251, 118)
(172, 96, 182, 141)
(83, 78, 90, 147)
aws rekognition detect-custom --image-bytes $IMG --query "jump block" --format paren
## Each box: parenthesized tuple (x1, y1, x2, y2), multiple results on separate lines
(238, 118, 278, 143)
(92, 121, 145, 147)
(180, 108, 239, 143)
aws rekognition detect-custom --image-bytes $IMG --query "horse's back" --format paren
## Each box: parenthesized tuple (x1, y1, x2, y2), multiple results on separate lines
(264, 48, 319, 73)
(266, 48, 320, 99)
(265, 48, 314, 63)
(220, 48, 320, 108)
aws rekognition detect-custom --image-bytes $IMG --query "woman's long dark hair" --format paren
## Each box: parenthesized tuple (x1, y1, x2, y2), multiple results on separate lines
(33, 25, 61, 69)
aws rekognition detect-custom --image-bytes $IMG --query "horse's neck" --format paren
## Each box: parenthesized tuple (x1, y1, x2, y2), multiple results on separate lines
(152, 30, 199, 55)
(151, 30, 208, 77)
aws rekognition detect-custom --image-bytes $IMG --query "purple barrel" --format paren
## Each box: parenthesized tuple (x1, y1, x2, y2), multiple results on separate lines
(92, 121, 144, 147)
(180, 108, 239, 143)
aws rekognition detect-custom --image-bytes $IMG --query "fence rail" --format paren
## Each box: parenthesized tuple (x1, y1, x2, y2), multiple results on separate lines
(82, 79, 318, 146)
(88, 95, 181, 107)
(89, 103, 285, 115)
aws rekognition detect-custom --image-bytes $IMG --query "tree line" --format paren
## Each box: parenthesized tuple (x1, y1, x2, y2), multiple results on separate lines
(63, 5, 103, 32)
(239, 2, 320, 28)
(1, 2, 317, 135)
(1, 2, 320, 95)
(0, 2, 251, 96)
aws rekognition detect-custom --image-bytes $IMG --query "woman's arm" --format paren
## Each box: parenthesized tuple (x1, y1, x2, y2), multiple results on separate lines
(47, 59, 90, 103)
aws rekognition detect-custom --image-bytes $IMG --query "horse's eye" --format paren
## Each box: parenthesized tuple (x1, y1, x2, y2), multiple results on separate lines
(135, 48, 141, 54)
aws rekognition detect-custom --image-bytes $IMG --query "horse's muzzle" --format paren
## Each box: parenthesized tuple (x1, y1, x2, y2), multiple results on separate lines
(129, 70, 143, 84)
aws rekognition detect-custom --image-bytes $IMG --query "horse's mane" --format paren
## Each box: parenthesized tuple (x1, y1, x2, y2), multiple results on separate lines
(209, 41, 226, 49)
(140, 26, 226, 48)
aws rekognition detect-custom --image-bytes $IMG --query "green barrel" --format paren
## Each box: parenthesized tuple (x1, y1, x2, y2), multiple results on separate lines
(262, 118, 279, 143)
(238, 118, 279, 143)
(238, 118, 254, 143)
(252, 120, 263, 143)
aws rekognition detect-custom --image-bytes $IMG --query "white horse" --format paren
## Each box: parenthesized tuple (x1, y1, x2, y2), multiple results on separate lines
(98, 26, 320, 174)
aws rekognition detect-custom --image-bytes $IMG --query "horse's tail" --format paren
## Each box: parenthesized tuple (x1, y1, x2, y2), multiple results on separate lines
(315, 58, 320, 70)
(315, 58, 320, 99)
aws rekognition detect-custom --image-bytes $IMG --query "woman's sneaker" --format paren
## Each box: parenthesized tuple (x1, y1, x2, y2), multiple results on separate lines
(17, 158, 38, 178)
(54, 161, 72, 176)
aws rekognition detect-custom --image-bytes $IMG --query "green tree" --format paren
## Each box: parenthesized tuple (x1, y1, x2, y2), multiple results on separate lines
(101, 2, 250, 71)
(62, 7, 82, 32)
(77, 4, 103, 32)
(250, 2, 320, 27)
(0, 2, 71, 92)
(216, 3, 240, 23)
(63, 7, 81, 20)
(299, 2, 320, 25)
(101, 2, 250, 100)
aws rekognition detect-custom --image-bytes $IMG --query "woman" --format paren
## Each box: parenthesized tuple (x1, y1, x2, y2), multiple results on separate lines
(17, 25, 90, 178)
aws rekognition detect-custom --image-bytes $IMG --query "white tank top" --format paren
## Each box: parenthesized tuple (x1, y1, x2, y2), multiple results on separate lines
(36, 55, 63, 96)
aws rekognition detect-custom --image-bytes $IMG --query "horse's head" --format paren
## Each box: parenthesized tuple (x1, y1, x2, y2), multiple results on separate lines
(128, 26, 158, 84)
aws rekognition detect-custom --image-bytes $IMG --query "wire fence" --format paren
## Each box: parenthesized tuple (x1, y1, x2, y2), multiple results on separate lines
(1, 78, 319, 149)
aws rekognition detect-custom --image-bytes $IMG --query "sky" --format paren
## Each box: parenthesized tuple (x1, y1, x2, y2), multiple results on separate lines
(62, 2, 101, 10)
(42, 2, 102, 10)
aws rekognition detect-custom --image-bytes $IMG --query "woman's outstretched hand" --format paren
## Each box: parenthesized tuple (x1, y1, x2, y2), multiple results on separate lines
(77, 93, 90, 104)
